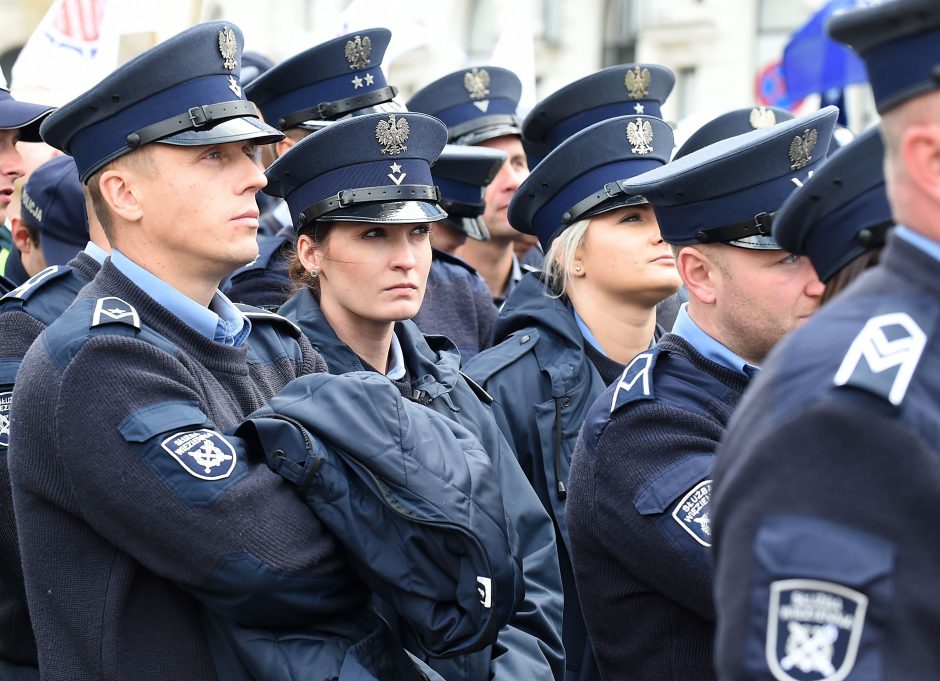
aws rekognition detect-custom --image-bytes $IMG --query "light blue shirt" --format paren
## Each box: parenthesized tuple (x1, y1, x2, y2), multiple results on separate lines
(110, 250, 251, 347)
(83, 241, 109, 265)
(671, 303, 757, 377)
(573, 309, 606, 355)
(387, 330, 406, 380)
(895, 226, 940, 264)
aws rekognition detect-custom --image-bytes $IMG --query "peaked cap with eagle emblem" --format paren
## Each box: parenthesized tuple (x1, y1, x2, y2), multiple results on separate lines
(40, 21, 282, 183)
(673, 106, 794, 160)
(406, 66, 523, 145)
(522, 63, 675, 166)
(508, 115, 673, 250)
(264, 111, 448, 228)
(431, 144, 507, 241)
(773, 126, 892, 282)
(618, 106, 839, 250)
(246, 28, 400, 131)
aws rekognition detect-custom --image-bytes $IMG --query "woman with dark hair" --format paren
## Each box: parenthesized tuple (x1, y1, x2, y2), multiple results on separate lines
(266, 111, 565, 681)
(464, 115, 681, 681)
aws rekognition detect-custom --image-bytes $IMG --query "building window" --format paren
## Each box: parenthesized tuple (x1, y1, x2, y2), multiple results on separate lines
(602, 0, 638, 66)
(676, 66, 697, 120)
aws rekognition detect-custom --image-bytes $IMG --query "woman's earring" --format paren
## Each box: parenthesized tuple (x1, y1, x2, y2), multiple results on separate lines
(575, 266, 582, 273)
(310, 269, 318, 278)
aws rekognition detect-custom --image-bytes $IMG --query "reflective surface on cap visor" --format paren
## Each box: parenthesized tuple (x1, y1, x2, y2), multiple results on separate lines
(158, 116, 283, 146)
(727, 234, 781, 250)
(318, 200, 447, 224)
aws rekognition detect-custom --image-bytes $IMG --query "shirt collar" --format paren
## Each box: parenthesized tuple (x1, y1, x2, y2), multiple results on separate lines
(110, 250, 250, 346)
(573, 308, 606, 355)
(671, 303, 756, 377)
(386, 330, 406, 380)
(83, 241, 109, 264)
(895, 226, 940, 264)
(272, 200, 292, 231)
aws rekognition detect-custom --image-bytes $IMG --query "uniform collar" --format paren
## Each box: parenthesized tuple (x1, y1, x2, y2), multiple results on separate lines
(83, 241, 109, 264)
(110, 249, 250, 346)
(386, 331, 406, 380)
(671, 302, 757, 377)
(894, 226, 940, 264)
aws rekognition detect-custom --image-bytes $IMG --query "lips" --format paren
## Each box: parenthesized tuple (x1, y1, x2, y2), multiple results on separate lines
(384, 283, 418, 292)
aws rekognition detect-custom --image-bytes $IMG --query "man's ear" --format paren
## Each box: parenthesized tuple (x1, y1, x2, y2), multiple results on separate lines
(899, 122, 940, 208)
(275, 136, 297, 160)
(9, 216, 33, 254)
(97, 167, 143, 224)
(677, 245, 720, 306)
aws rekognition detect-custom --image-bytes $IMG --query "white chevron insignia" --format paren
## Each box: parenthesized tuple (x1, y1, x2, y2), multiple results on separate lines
(611, 351, 654, 412)
(833, 312, 926, 406)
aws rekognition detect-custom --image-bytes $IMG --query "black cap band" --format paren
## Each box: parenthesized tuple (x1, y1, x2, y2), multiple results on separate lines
(694, 212, 775, 243)
(298, 183, 441, 226)
(126, 100, 260, 147)
(278, 86, 398, 128)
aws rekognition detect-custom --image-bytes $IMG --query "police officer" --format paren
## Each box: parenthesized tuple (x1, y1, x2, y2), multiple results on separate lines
(221, 28, 401, 309)
(566, 108, 836, 681)
(773, 125, 893, 304)
(465, 113, 680, 681)
(672, 105, 794, 159)
(11, 22, 519, 680)
(267, 110, 564, 681)
(408, 67, 535, 306)
(410, 144, 504, 361)
(0, 89, 54, 289)
(712, 2, 940, 678)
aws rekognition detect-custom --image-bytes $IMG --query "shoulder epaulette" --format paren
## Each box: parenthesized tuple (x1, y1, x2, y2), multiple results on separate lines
(465, 328, 540, 382)
(235, 303, 302, 338)
(610, 347, 662, 415)
(91, 296, 140, 330)
(833, 308, 933, 407)
(1, 265, 71, 303)
(432, 248, 479, 276)
(460, 371, 494, 405)
(520, 263, 540, 275)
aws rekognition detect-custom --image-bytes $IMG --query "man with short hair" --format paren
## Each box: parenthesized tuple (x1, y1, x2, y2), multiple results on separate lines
(712, 2, 940, 678)
(566, 107, 835, 681)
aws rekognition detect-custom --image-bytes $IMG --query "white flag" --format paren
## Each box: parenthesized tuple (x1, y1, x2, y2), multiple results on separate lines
(11, 0, 120, 106)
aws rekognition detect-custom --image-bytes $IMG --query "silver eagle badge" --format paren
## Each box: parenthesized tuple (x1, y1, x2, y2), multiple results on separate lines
(627, 119, 654, 155)
(789, 128, 818, 171)
(625, 65, 651, 99)
(218, 27, 237, 72)
(345, 35, 372, 70)
(750, 106, 777, 129)
(376, 114, 409, 156)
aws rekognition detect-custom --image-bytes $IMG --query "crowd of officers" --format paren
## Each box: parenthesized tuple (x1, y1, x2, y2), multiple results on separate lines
(0, 0, 935, 678)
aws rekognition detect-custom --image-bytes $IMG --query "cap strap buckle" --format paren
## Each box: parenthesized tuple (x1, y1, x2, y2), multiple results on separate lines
(561, 181, 627, 225)
(126, 99, 259, 147)
(695, 211, 776, 243)
(297, 184, 441, 226)
(278, 86, 398, 129)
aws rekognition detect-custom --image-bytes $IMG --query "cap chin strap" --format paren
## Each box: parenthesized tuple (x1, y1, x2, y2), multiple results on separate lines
(694, 211, 775, 243)
(446, 114, 522, 143)
(125, 100, 260, 147)
(278, 86, 398, 128)
(298, 184, 441, 227)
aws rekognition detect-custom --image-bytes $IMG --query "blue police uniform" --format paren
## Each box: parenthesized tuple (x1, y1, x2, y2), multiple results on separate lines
(265, 110, 558, 680)
(13, 23, 521, 680)
(0, 154, 98, 673)
(712, 4, 940, 678)
(410, 144, 505, 361)
(225, 28, 403, 306)
(566, 107, 839, 681)
(466, 114, 674, 681)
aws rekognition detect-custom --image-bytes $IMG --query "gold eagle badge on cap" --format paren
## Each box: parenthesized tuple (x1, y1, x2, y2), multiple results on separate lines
(789, 128, 818, 170)
(345, 35, 372, 70)
(218, 27, 237, 71)
(376, 114, 409, 155)
(749, 106, 777, 129)
(625, 65, 651, 99)
(627, 119, 654, 155)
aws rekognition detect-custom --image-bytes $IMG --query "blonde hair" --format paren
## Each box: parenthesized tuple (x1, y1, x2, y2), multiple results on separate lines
(543, 219, 590, 298)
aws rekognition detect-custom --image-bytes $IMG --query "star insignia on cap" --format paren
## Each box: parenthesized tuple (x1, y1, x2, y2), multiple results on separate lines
(364, 73, 374, 86)
(218, 27, 237, 72)
(352, 75, 364, 89)
(749, 106, 777, 129)
(464, 68, 491, 100)
(345, 35, 372, 70)
(626, 119, 654, 155)
(633, 102, 645, 114)
(789, 128, 818, 170)
(625, 65, 650, 99)
(376, 114, 409, 155)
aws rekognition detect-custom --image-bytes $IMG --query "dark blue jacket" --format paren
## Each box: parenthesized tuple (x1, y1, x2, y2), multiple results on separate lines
(713, 233, 940, 680)
(465, 272, 611, 681)
(411, 249, 497, 363)
(222, 229, 293, 311)
(279, 286, 565, 681)
(0, 252, 100, 668)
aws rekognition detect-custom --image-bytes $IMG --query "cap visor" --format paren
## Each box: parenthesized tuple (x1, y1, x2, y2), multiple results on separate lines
(0, 102, 55, 142)
(726, 234, 781, 250)
(319, 200, 447, 224)
(580, 193, 650, 221)
(158, 116, 284, 146)
(458, 215, 490, 240)
(454, 125, 522, 146)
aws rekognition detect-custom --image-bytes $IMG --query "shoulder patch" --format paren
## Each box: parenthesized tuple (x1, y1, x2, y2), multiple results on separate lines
(91, 296, 140, 330)
(460, 371, 494, 405)
(0, 389, 11, 449)
(235, 304, 302, 338)
(671, 479, 712, 547)
(833, 311, 927, 406)
(610, 347, 661, 415)
(1, 265, 70, 302)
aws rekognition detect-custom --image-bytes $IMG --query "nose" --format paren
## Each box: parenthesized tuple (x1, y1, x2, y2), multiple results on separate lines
(0, 146, 26, 181)
(390, 230, 418, 270)
(237, 144, 267, 193)
(804, 261, 825, 298)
